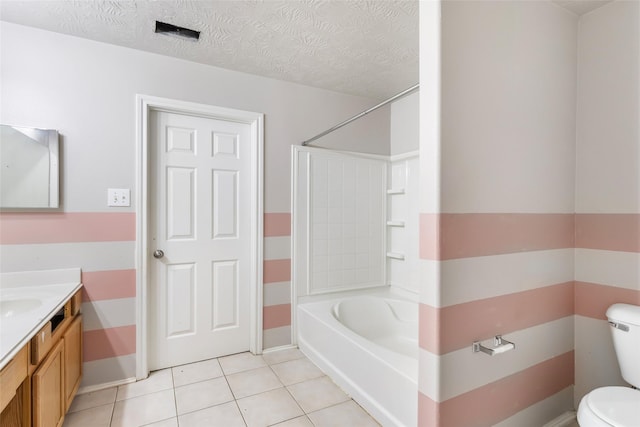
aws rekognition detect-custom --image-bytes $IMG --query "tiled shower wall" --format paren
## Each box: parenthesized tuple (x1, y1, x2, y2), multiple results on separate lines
(292, 148, 387, 298)
(308, 153, 385, 294)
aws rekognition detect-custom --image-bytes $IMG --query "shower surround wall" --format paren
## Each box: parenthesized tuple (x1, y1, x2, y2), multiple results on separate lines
(293, 92, 419, 299)
(0, 22, 390, 388)
(387, 153, 420, 295)
(293, 147, 387, 298)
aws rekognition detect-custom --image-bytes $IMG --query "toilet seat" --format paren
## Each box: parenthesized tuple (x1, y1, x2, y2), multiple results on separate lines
(578, 386, 640, 427)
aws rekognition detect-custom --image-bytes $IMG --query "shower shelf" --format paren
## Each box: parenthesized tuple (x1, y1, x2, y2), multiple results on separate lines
(386, 252, 405, 260)
(386, 221, 405, 227)
(386, 188, 405, 195)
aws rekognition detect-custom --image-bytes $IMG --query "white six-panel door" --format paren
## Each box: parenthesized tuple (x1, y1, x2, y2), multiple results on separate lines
(148, 110, 252, 370)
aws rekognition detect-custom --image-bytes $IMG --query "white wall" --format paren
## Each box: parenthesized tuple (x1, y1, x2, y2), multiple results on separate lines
(0, 21, 391, 386)
(0, 22, 390, 214)
(390, 91, 419, 156)
(417, 2, 638, 425)
(439, 0, 578, 261)
(574, 0, 640, 406)
(575, 1, 640, 214)
(417, 1, 442, 423)
(418, 2, 579, 425)
(440, 1, 577, 214)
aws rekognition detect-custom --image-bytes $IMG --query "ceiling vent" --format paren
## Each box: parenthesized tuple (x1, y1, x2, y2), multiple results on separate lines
(155, 21, 200, 41)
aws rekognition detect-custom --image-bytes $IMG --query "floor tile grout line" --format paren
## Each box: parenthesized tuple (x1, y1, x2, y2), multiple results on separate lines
(107, 384, 119, 427)
(107, 403, 115, 427)
(268, 357, 350, 418)
(270, 362, 304, 402)
(170, 366, 179, 427)
(172, 373, 226, 390)
(139, 415, 178, 427)
(232, 398, 250, 427)
(265, 360, 330, 426)
(279, 379, 309, 423)
(221, 362, 250, 427)
(77, 351, 377, 427)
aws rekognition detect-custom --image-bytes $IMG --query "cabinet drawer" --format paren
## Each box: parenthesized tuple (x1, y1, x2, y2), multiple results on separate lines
(70, 290, 82, 317)
(30, 322, 53, 366)
(31, 301, 73, 366)
(0, 345, 28, 412)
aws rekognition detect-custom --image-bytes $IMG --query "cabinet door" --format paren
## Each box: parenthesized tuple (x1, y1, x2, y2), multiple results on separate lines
(63, 315, 82, 411)
(32, 340, 64, 427)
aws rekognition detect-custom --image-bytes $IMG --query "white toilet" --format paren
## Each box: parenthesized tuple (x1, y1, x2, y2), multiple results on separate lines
(577, 303, 640, 426)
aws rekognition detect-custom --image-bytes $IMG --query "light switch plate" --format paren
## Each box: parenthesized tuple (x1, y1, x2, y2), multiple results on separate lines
(108, 188, 130, 207)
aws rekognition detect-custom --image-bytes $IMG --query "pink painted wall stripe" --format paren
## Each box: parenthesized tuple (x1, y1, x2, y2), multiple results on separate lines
(263, 303, 291, 329)
(420, 213, 640, 259)
(438, 214, 574, 260)
(575, 281, 640, 320)
(575, 214, 640, 252)
(264, 213, 291, 237)
(439, 351, 574, 426)
(81, 269, 136, 302)
(418, 392, 439, 427)
(0, 212, 135, 244)
(419, 213, 440, 260)
(83, 325, 136, 362)
(419, 303, 440, 353)
(420, 282, 574, 355)
(264, 259, 291, 283)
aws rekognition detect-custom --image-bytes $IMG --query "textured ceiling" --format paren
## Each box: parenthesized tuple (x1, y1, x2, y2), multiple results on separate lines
(0, 1, 614, 100)
(0, 0, 419, 100)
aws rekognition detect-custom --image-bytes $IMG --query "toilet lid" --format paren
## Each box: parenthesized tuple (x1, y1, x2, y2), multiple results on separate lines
(587, 387, 640, 426)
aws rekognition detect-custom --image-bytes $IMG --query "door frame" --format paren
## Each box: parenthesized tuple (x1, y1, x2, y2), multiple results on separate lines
(135, 94, 264, 379)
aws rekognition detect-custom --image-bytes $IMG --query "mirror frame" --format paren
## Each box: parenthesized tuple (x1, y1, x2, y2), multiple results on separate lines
(0, 125, 60, 208)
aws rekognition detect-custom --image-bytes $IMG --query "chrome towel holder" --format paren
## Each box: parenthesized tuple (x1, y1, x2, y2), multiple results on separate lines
(473, 335, 515, 356)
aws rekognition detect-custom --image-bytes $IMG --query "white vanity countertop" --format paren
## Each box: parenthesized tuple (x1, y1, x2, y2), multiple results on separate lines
(0, 268, 82, 370)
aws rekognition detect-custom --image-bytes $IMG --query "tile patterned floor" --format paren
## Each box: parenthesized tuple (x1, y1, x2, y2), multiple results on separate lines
(63, 349, 381, 427)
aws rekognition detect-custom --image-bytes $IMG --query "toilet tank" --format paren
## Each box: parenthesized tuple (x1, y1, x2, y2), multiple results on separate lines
(607, 303, 640, 388)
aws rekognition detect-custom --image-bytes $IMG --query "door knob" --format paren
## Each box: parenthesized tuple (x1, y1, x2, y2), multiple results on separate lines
(153, 250, 165, 259)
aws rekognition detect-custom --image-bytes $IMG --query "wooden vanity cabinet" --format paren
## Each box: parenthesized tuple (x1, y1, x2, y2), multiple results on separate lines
(32, 340, 64, 427)
(0, 289, 82, 427)
(0, 346, 29, 427)
(31, 290, 83, 427)
(63, 315, 82, 412)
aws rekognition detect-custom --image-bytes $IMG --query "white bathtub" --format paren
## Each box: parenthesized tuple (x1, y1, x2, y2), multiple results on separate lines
(297, 295, 418, 427)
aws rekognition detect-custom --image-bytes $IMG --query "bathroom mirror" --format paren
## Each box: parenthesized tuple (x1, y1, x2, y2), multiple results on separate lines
(0, 124, 59, 208)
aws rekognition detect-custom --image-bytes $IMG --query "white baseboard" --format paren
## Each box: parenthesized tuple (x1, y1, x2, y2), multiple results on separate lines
(77, 377, 137, 395)
(261, 344, 298, 354)
(543, 411, 577, 427)
(78, 346, 300, 394)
